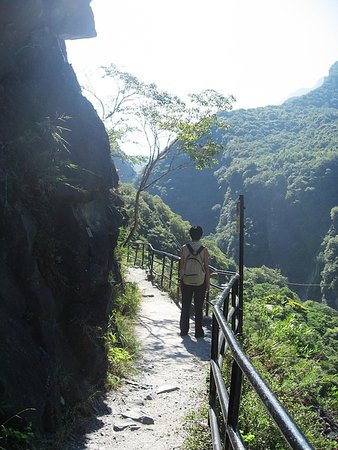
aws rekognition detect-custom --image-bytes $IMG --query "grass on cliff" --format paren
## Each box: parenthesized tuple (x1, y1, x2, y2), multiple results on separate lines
(105, 280, 141, 388)
(0, 415, 34, 450)
(35, 279, 141, 450)
(183, 400, 212, 450)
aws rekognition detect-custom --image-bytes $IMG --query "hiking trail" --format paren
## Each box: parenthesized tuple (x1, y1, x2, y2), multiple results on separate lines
(70, 267, 211, 450)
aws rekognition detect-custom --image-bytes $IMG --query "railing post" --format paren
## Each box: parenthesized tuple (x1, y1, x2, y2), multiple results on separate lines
(232, 280, 240, 334)
(151, 252, 155, 278)
(160, 254, 166, 288)
(223, 289, 230, 319)
(225, 361, 243, 449)
(134, 242, 139, 266)
(141, 242, 145, 268)
(146, 244, 150, 272)
(224, 195, 245, 449)
(209, 313, 220, 412)
(127, 244, 130, 263)
(205, 291, 209, 317)
(237, 194, 244, 335)
(169, 258, 174, 289)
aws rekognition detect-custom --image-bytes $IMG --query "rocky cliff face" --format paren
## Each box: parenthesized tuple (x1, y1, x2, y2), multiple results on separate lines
(0, 0, 123, 442)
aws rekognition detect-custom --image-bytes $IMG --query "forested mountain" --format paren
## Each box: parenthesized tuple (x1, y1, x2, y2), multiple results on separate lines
(150, 62, 338, 306)
(121, 184, 232, 269)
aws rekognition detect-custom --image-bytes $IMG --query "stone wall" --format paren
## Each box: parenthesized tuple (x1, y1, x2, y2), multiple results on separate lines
(0, 0, 123, 440)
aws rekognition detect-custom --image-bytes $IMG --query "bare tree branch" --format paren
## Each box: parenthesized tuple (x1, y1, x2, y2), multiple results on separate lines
(100, 64, 234, 245)
(82, 87, 106, 121)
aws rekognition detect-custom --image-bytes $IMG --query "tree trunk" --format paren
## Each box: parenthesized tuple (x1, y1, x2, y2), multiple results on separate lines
(123, 187, 143, 246)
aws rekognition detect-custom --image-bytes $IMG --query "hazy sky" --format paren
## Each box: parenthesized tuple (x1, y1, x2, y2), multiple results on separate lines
(66, 0, 338, 110)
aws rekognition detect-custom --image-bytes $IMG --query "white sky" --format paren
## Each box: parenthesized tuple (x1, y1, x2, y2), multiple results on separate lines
(66, 0, 338, 110)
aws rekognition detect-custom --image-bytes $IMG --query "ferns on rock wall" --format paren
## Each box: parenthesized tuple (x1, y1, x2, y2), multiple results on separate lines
(0, 1, 123, 443)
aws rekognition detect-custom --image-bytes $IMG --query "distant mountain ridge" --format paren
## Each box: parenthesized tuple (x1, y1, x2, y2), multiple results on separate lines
(282, 77, 324, 103)
(150, 61, 338, 306)
(285, 61, 338, 108)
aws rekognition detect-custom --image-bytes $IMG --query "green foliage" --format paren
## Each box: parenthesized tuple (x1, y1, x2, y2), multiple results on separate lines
(5, 115, 73, 197)
(121, 183, 191, 254)
(149, 63, 338, 301)
(237, 280, 338, 449)
(105, 281, 141, 387)
(102, 64, 234, 170)
(102, 64, 235, 244)
(121, 184, 234, 273)
(320, 207, 338, 309)
(0, 424, 34, 450)
(245, 266, 288, 287)
(183, 401, 212, 450)
(119, 182, 338, 448)
(38, 114, 71, 153)
(214, 79, 338, 300)
(0, 408, 35, 450)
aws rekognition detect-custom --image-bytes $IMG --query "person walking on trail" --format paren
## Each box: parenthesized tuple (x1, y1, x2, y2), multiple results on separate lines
(179, 225, 210, 338)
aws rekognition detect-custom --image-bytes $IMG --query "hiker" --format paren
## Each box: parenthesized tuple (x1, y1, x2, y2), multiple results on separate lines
(179, 225, 210, 338)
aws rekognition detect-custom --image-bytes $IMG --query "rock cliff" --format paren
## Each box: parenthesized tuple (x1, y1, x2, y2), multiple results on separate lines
(0, 0, 123, 443)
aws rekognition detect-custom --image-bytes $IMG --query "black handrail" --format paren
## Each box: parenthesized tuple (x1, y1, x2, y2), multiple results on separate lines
(126, 240, 235, 311)
(209, 277, 313, 449)
(127, 239, 313, 449)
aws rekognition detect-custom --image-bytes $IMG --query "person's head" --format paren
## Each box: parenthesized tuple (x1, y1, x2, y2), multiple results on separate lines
(189, 225, 203, 241)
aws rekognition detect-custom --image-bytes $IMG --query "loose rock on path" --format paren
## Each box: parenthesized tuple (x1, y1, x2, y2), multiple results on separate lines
(70, 267, 211, 450)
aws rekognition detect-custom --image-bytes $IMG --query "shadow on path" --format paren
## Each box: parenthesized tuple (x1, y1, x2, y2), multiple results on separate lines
(68, 397, 111, 449)
(67, 267, 212, 449)
(181, 335, 211, 361)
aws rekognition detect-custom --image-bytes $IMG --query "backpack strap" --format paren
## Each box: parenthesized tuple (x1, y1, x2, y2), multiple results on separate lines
(186, 243, 194, 255)
(186, 243, 204, 256)
(195, 245, 204, 256)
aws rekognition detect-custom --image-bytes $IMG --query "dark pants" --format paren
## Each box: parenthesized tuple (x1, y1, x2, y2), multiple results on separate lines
(180, 282, 206, 336)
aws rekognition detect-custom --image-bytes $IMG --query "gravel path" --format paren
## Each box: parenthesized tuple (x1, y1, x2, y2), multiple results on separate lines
(70, 267, 211, 450)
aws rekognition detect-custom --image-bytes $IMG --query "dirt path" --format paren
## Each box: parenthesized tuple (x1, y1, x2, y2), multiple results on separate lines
(70, 267, 211, 450)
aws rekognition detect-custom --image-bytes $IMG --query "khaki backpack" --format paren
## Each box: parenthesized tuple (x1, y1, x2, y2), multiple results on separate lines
(182, 244, 205, 286)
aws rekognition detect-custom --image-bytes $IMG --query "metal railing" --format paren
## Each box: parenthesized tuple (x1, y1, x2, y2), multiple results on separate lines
(209, 274, 313, 450)
(127, 241, 181, 297)
(127, 240, 313, 449)
(126, 197, 313, 449)
(126, 240, 235, 314)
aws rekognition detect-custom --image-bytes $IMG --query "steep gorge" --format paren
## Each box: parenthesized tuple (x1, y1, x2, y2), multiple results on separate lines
(0, 0, 123, 441)
(151, 62, 338, 305)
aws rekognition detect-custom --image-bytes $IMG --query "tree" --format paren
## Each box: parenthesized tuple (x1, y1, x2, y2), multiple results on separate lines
(101, 63, 235, 244)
